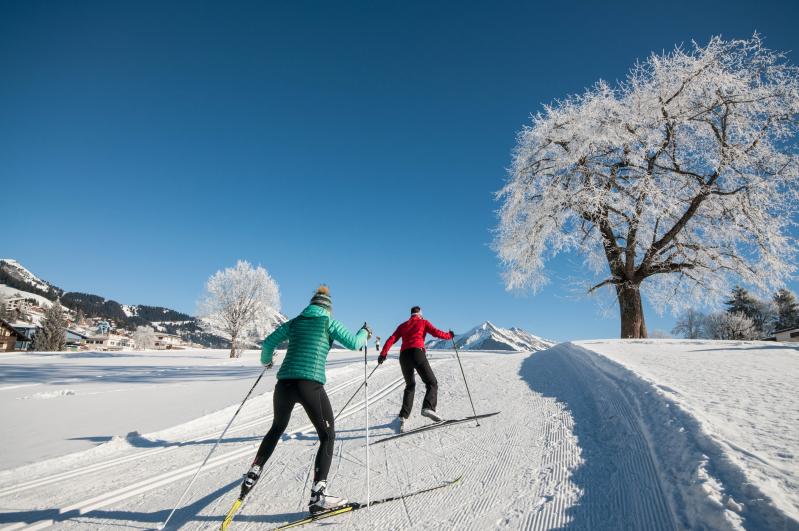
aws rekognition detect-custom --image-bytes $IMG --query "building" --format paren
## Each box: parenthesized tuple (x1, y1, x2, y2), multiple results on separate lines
(2, 296, 31, 314)
(154, 332, 183, 349)
(65, 329, 90, 349)
(775, 327, 799, 343)
(0, 320, 23, 352)
(85, 333, 133, 351)
(10, 323, 36, 351)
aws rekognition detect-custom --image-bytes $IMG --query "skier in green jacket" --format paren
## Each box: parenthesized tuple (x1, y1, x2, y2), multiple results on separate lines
(239, 285, 371, 513)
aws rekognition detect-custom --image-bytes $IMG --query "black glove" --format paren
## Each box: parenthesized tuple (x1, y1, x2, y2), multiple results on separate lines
(378, 355, 386, 365)
(449, 330, 455, 337)
(264, 361, 274, 369)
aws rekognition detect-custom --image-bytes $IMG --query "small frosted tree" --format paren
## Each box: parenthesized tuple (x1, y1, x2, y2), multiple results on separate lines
(671, 308, 706, 339)
(495, 35, 799, 338)
(33, 301, 67, 351)
(133, 325, 156, 350)
(705, 311, 758, 340)
(724, 286, 774, 335)
(200, 260, 281, 357)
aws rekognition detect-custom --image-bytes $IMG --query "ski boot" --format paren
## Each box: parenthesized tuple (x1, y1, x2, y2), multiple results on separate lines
(308, 480, 348, 514)
(239, 464, 261, 499)
(421, 408, 444, 422)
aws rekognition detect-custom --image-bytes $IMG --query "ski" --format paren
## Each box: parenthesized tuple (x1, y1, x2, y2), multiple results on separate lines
(220, 498, 245, 531)
(373, 412, 500, 445)
(271, 475, 463, 530)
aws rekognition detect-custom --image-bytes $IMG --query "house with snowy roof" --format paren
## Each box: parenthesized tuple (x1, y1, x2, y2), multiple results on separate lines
(774, 327, 799, 343)
(0, 320, 23, 352)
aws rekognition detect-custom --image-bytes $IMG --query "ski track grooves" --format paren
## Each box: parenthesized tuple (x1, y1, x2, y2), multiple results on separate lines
(4, 348, 742, 530)
(0, 374, 364, 499)
(519, 344, 677, 530)
(1, 370, 409, 531)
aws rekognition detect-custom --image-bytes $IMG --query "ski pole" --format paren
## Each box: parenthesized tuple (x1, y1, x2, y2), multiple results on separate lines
(159, 366, 268, 530)
(364, 338, 371, 509)
(451, 340, 480, 426)
(334, 364, 379, 422)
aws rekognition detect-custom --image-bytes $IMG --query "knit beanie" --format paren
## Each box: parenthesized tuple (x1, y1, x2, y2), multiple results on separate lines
(310, 285, 332, 312)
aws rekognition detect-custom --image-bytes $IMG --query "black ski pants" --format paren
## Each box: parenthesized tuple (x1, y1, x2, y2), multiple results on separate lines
(399, 347, 438, 418)
(253, 379, 335, 483)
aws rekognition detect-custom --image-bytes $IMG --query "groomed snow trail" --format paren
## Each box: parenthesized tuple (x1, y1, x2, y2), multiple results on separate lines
(4, 345, 792, 530)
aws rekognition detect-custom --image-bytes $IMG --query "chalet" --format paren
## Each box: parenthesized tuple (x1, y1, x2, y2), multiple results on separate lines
(0, 319, 23, 352)
(11, 323, 36, 351)
(154, 332, 183, 349)
(85, 333, 133, 351)
(65, 329, 90, 348)
(775, 327, 799, 343)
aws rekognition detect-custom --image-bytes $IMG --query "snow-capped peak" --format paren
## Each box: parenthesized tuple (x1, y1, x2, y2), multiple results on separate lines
(427, 321, 553, 352)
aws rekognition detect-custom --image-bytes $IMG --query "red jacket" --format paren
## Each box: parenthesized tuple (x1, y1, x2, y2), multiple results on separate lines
(379, 315, 453, 358)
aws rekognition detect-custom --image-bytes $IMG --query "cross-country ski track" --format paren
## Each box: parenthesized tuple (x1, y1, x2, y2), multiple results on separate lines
(1, 344, 797, 530)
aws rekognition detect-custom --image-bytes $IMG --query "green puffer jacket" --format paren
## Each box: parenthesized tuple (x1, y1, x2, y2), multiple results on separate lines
(261, 304, 368, 385)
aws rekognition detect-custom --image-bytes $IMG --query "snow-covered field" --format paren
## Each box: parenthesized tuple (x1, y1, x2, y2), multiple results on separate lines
(0, 341, 797, 530)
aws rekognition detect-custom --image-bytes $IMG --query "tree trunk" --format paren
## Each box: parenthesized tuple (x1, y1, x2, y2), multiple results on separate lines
(617, 283, 647, 338)
(229, 335, 237, 358)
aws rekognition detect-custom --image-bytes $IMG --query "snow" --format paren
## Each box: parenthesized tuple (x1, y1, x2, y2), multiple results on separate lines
(0, 284, 53, 310)
(576, 339, 799, 527)
(0, 340, 796, 530)
(0, 260, 54, 296)
(121, 305, 139, 318)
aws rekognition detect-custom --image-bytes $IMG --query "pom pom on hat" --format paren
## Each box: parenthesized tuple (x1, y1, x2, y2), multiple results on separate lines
(310, 285, 332, 311)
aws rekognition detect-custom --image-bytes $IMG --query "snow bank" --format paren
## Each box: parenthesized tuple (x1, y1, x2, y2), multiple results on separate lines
(576, 339, 799, 529)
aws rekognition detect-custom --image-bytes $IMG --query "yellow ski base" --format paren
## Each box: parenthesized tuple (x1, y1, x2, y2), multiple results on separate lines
(220, 499, 243, 531)
(275, 506, 354, 530)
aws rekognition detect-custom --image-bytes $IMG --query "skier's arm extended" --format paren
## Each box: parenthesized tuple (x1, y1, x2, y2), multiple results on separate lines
(425, 320, 454, 340)
(261, 321, 291, 365)
(379, 326, 402, 359)
(329, 320, 368, 351)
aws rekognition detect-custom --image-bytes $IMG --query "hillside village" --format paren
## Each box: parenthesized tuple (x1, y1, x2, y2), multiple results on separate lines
(0, 259, 232, 352)
(0, 293, 199, 352)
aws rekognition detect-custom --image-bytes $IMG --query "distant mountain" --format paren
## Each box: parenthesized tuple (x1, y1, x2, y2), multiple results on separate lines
(0, 259, 63, 300)
(0, 258, 286, 348)
(426, 321, 553, 352)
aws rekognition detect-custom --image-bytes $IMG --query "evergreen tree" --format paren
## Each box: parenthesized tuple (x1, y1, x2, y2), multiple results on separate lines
(0, 297, 9, 321)
(774, 289, 799, 330)
(32, 301, 67, 351)
(724, 286, 759, 318)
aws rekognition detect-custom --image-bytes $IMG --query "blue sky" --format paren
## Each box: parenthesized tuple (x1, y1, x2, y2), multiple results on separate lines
(2, 1, 798, 342)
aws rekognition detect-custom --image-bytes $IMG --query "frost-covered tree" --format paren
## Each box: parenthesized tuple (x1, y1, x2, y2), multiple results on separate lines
(671, 308, 706, 339)
(724, 286, 775, 335)
(704, 311, 758, 340)
(199, 260, 281, 357)
(773, 288, 799, 330)
(133, 325, 156, 350)
(33, 301, 67, 351)
(495, 35, 799, 338)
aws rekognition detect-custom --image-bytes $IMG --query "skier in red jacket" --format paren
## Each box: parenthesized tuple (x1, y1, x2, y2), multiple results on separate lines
(379, 306, 454, 432)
